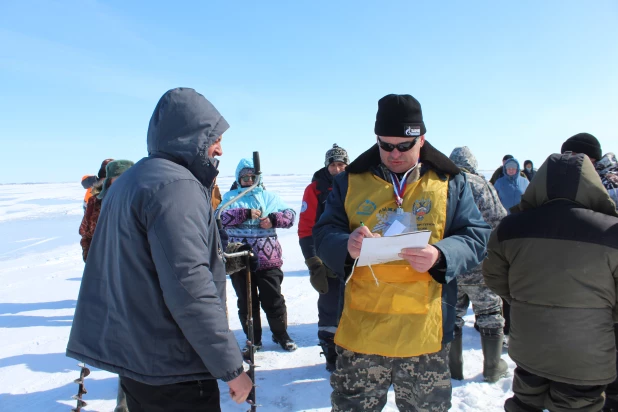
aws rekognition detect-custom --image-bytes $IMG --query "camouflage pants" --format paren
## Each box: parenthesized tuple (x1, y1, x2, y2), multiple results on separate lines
(331, 344, 452, 412)
(455, 284, 504, 330)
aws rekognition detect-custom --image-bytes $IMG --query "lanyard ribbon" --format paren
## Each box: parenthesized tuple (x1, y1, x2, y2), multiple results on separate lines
(390, 173, 407, 208)
(389, 163, 418, 208)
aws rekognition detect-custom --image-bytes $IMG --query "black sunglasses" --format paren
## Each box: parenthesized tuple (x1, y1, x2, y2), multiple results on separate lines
(377, 136, 419, 153)
(240, 175, 257, 183)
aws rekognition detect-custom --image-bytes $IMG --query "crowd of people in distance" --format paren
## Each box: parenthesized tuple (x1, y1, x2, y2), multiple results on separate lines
(72, 88, 618, 412)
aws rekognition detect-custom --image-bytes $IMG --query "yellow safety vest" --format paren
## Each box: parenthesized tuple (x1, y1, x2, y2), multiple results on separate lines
(337, 169, 449, 357)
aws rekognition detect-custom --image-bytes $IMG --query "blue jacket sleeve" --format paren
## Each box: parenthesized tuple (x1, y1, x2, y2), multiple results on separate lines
(433, 173, 491, 283)
(313, 172, 351, 279)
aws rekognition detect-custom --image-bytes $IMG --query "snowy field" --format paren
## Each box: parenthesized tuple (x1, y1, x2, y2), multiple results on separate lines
(0, 172, 516, 411)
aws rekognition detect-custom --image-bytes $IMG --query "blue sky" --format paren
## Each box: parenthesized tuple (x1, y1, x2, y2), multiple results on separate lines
(1, 0, 617, 183)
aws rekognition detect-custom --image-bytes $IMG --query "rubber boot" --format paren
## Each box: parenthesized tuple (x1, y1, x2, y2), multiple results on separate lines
(318, 330, 337, 372)
(480, 328, 508, 383)
(267, 314, 297, 352)
(449, 326, 464, 380)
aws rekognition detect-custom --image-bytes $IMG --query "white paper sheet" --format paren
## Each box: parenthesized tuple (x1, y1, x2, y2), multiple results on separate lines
(383, 219, 406, 237)
(357, 230, 432, 267)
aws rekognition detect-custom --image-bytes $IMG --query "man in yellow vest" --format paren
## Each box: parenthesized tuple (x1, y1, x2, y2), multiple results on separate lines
(313, 94, 491, 411)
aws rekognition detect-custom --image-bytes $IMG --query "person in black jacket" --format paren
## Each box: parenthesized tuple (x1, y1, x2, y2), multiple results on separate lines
(522, 160, 535, 181)
(66, 88, 252, 411)
(298, 143, 349, 371)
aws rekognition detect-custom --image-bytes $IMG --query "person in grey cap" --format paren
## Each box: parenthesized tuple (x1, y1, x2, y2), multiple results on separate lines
(66, 88, 252, 411)
(298, 143, 350, 372)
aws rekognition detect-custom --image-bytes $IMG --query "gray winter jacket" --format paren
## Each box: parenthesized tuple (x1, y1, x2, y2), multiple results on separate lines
(449, 146, 507, 285)
(66, 88, 244, 385)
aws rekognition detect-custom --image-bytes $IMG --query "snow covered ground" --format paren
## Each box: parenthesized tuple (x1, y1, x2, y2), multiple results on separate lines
(0, 174, 515, 411)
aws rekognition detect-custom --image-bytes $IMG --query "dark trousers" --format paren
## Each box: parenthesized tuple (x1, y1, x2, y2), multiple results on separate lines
(230, 267, 286, 342)
(503, 298, 511, 335)
(120, 377, 220, 412)
(504, 367, 605, 412)
(317, 276, 342, 328)
(604, 324, 618, 409)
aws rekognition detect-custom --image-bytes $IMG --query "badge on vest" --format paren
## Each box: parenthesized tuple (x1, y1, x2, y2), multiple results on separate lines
(375, 209, 417, 234)
(413, 198, 432, 221)
(356, 199, 377, 216)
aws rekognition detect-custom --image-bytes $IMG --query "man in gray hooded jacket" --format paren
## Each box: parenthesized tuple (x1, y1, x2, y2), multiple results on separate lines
(66, 88, 252, 411)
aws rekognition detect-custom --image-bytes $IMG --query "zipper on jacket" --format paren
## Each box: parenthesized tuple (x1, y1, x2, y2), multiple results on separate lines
(198, 380, 203, 397)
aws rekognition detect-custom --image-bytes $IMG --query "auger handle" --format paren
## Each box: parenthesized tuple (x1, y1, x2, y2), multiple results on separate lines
(253, 151, 261, 176)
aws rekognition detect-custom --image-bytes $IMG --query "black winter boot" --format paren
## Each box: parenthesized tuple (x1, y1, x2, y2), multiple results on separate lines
(241, 341, 262, 362)
(449, 326, 464, 380)
(504, 396, 543, 412)
(480, 328, 508, 383)
(318, 330, 337, 372)
(267, 315, 297, 352)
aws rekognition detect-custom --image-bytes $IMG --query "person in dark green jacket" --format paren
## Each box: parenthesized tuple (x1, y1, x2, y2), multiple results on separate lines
(484, 152, 618, 412)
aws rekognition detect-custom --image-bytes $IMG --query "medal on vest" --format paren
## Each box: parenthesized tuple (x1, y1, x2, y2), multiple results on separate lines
(390, 171, 411, 215)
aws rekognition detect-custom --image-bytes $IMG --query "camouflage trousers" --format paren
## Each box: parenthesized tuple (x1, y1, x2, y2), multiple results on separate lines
(331, 344, 452, 412)
(455, 284, 504, 330)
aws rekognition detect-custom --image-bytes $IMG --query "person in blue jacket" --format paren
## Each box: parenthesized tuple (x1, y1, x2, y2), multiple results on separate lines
(313, 94, 491, 411)
(494, 158, 529, 213)
(218, 158, 297, 354)
(492, 157, 529, 344)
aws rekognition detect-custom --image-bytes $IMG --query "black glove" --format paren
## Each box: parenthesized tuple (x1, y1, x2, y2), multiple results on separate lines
(225, 243, 260, 275)
(428, 249, 447, 284)
(218, 228, 229, 252)
(306, 256, 332, 294)
(238, 243, 259, 272)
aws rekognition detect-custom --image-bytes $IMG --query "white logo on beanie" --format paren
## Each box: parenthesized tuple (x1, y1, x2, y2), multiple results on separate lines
(405, 126, 420, 137)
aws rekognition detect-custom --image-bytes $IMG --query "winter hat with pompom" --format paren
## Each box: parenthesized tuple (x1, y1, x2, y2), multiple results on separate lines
(324, 144, 349, 167)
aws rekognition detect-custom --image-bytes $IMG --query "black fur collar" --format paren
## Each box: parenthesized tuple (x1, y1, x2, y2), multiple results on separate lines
(346, 141, 460, 176)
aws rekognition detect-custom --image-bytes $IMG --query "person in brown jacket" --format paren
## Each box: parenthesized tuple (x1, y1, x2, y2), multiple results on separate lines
(483, 152, 618, 412)
(79, 160, 135, 262)
(81, 158, 114, 210)
(77, 159, 134, 412)
(212, 182, 222, 209)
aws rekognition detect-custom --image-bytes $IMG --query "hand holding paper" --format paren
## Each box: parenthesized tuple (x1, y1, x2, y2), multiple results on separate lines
(356, 230, 431, 266)
(348, 225, 381, 259)
(399, 245, 440, 273)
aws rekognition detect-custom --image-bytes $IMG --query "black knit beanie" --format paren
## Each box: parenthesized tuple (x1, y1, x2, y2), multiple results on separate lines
(374, 94, 426, 138)
(561, 133, 602, 160)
